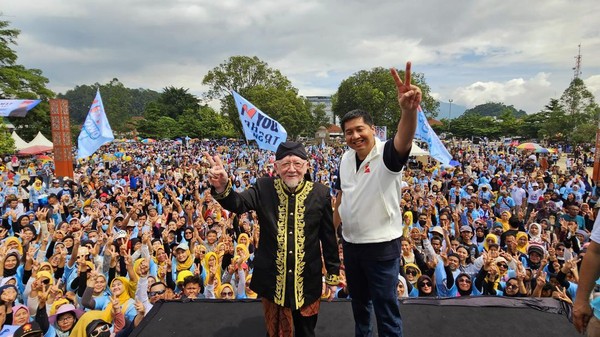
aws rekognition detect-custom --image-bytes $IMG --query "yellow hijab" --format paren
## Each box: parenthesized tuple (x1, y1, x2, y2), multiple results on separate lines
(175, 249, 194, 272)
(483, 234, 498, 251)
(515, 232, 529, 255)
(203, 252, 221, 286)
(71, 276, 131, 337)
(216, 283, 234, 299)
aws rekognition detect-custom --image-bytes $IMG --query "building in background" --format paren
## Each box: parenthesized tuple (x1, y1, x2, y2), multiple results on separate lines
(306, 96, 334, 124)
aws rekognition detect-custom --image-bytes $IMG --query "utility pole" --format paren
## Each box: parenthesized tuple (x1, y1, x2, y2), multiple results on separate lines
(573, 44, 582, 80)
(448, 99, 453, 132)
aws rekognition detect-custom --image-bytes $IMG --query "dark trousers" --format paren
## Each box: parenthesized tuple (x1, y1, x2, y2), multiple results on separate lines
(292, 311, 318, 337)
(343, 242, 403, 337)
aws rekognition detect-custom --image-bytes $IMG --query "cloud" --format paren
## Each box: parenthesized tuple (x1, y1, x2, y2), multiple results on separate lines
(2, 0, 600, 116)
(452, 73, 554, 112)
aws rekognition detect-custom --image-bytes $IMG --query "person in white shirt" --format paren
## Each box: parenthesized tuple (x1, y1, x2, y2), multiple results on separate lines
(335, 62, 421, 337)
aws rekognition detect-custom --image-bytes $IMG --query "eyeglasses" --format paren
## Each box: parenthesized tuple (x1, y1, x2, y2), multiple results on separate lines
(90, 324, 111, 337)
(277, 161, 306, 170)
(457, 278, 471, 284)
(221, 291, 234, 296)
(58, 315, 74, 322)
(406, 269, 418, 276)
(419, 282, 432, 287)
(506, 283, 519, 289)
(496, 263, 508, 269)
(148, 289, 166, 297)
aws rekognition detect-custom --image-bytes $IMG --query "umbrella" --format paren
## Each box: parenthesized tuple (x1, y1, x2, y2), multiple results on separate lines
(516, 142, 543, 151)
(141, 138, 156, 144)
(36, 155, 53, 161)
(534, 147, 549, 153)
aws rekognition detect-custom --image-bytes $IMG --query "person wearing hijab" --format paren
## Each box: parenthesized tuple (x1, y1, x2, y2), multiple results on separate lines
(403, 264, 421, 287)
(528, 223, 543, 245)
(396, 275, 409, 299)
(515, 232, 529, 255)
(482, 234, 499, 253)
(82, 276, 137, 324)
(0, 284, 20, 324)
(171, 242, 196, 284)
(416, 275, 437, 297)
(11, 304, 30, 326)
(46, 303, 84, 337)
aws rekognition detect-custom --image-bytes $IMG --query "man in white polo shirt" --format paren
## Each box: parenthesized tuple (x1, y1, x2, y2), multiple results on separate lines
(335, 62, 421, 337)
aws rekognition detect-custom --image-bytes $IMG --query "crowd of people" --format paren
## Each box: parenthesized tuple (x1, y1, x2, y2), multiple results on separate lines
(0, 135, 596, 336)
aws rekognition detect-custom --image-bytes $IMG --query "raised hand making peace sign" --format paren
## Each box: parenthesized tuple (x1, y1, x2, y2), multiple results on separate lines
(204, 152, 229, 193)
(390, 61, 422, 112)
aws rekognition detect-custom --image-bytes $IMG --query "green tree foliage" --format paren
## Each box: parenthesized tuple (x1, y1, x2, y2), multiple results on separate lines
(0, 120, 15, 154)
(1, 19, 55, 141)
(449, 113, 501, 139)
(202, 56, 307, 137)
(305, 103, 331, 137)
(157, 86, 200, 119)
(331, 67, 438, 134)
(463, 102, 527, 118)
(178, 105, 235, 139)
(58, 80, 161, 132)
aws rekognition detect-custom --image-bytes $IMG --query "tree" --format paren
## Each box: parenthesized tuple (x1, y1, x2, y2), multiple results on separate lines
(178, 105, 234, 139)
(1, 19, 55, 141)
(58, 81, 161, 133)
(463, 102, 527, 118)
(331, 67, 438, 135)
(305, 102, 331, 137)
(202, 56, 304, 136)
(0, 120, 15, 154)
(157, 86, 199, 120)
(559, 78, 600, 143)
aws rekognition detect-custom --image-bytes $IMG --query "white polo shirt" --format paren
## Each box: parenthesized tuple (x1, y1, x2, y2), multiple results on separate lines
(339, 139, 404, 244)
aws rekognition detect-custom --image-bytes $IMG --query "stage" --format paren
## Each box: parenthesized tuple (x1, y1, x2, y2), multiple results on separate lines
(130, 297, 576, 337)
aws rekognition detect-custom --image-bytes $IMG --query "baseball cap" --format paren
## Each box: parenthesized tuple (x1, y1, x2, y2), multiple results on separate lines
(116, 230, 128, 239)
(430, 226, 445, 237)
(176, 242, 189, 251)
(460, 226, 473, 233)
(176, 270, 194, 284)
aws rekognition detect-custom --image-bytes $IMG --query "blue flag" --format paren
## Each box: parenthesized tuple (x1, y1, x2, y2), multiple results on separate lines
(77, 90, 114, 159)
(231, 90, 287, 152)
(414, 107, 452, 165)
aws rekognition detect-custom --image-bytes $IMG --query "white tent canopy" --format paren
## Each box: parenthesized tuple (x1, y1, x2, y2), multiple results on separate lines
(11, 131, 29, 150)
(28, 131, 53, 147)
(410, 142, 429, 156)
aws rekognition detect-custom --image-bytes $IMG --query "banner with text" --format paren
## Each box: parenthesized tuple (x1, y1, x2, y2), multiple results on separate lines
(0, 99, 41, 117)
(231, 90, 287, 152)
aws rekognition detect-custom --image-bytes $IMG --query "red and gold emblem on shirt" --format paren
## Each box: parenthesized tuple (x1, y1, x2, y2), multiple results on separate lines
(364, 163, 370, 173)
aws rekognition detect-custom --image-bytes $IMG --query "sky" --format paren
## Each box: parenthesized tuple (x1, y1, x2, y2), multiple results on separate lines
(3, 0, 600, 116)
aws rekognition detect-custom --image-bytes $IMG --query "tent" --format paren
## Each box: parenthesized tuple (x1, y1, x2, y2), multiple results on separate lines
(11, 131, 29, 150)
(410, 142, 429, 156)
(28, 131, 53, 147)
(18, 145, 53, 155)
